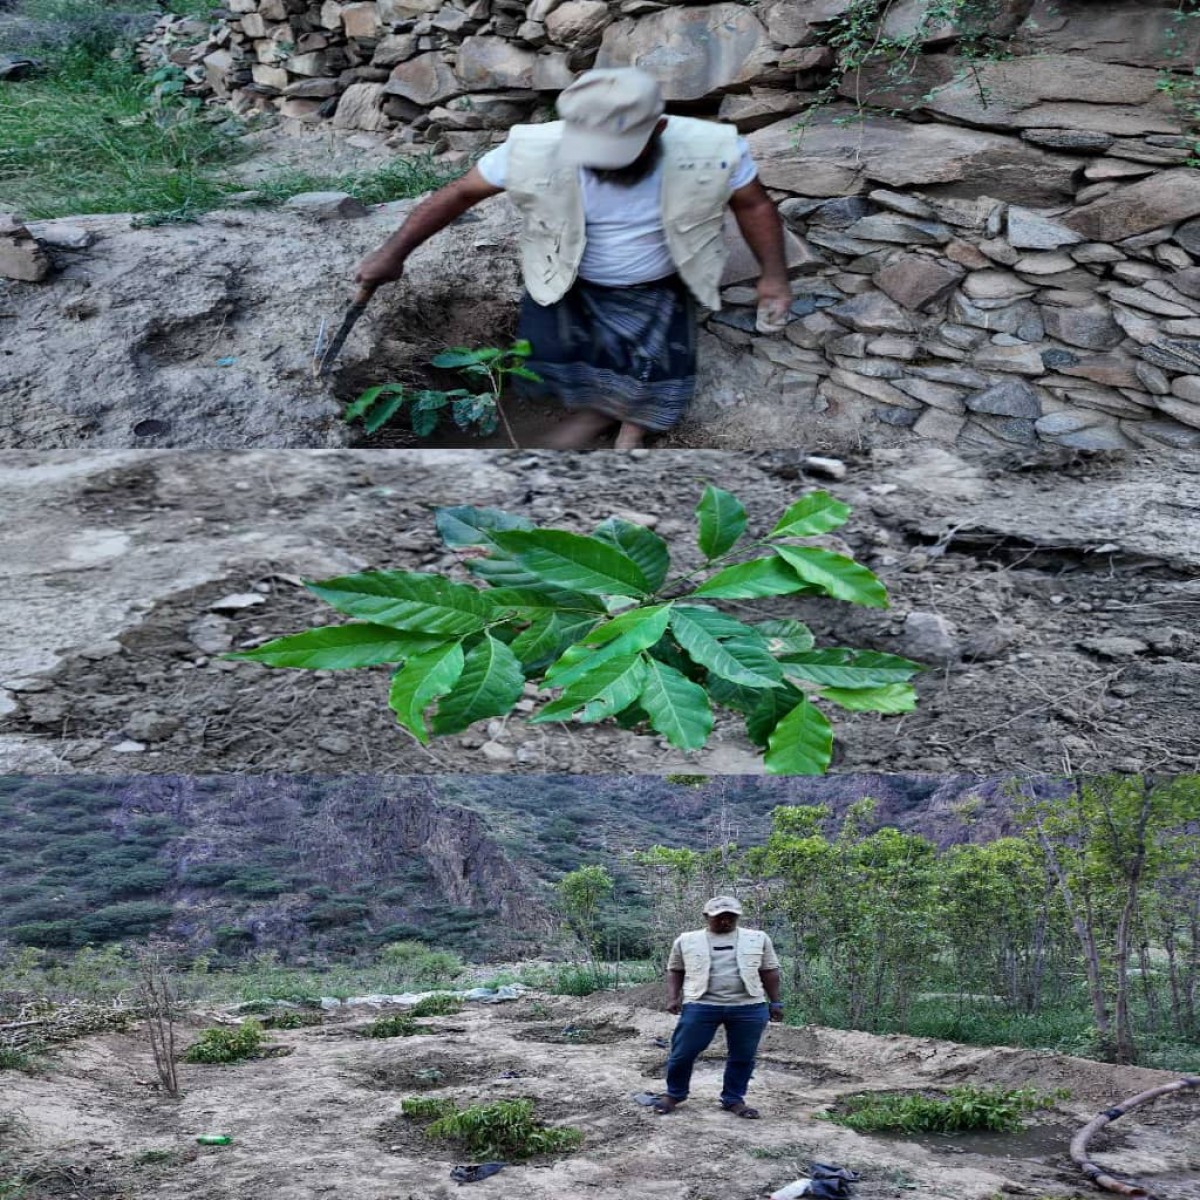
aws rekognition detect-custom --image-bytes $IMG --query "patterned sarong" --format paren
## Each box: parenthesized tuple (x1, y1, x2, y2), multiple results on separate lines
(514, 274, 699, 431)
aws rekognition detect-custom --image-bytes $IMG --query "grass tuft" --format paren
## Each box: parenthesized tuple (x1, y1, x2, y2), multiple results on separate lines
(827, 1085, 1062, 1135)
(362, 1014, 419, 1040)
(424, 1099, 583, 1160)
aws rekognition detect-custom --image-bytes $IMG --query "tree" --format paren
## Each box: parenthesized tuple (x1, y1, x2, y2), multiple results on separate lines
(556, 865, 614, 969)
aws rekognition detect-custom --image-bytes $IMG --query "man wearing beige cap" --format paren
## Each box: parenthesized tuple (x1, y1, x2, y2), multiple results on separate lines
(356, 67, 791, 449)
(652, 896, 783, 1119)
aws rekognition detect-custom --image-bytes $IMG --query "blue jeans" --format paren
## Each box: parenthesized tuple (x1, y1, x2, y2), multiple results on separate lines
(665, 1002, 770, 1107)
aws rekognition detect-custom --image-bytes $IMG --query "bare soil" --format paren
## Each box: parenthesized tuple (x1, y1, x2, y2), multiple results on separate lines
(2, 991, 1197, 1200)
(2, 447, 1199, 776)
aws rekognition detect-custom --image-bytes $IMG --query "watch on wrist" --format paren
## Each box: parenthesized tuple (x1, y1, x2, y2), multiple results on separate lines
(769, 1001, 783, 1009)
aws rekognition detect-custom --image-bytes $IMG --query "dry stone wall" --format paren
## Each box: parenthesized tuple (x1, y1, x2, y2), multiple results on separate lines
(142, 0, 1200, 451)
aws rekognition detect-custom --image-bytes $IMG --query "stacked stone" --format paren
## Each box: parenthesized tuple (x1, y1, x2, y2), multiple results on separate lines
(710, 178, 1200, 453)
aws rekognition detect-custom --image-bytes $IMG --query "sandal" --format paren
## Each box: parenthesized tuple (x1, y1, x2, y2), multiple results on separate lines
(721, 1101, 760, 1119)
(652, 1095, 684, 1115)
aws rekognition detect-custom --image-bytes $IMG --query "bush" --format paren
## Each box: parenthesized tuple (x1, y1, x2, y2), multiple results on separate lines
(0, 1049, 40, 1073)
(425, 1099, 583, 1160)
(828, 1086, 1060, 1135)
(261, 1010, 323, 1030)
(378, 942, 465, 987)
(408, 994, 462, 1018)
(182, 1021, 264, 1064)
(362, 1014, 419, 1039)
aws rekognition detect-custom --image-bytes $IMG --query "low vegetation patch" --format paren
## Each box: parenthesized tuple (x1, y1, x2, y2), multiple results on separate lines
(407, 994, 463, 1018)
(0, 1049, 41, 1074)
(827, 1086, 1063, 1135)
(181, 1021, 264, 1064)
(410, 1098, 583, 1160)
(0, 1, 459, 221)
(362, 1014, 420, 1040)
(260, 1010, 324, 1030)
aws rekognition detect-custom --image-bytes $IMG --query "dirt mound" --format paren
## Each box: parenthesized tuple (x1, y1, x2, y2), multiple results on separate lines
(2, 996, 1196, 1200)
(2, 447, 1198, 775)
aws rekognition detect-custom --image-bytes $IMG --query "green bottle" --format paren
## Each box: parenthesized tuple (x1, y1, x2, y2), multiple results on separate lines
(196, 1135, 232, 1146)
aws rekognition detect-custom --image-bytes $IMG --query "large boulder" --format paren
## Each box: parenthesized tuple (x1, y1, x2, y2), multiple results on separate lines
(747, 108, 1078, 205)
(921, 54, 1182, 136)
(331, 82, 390, 130)
(544, 0, 609, 45)
(384, 51, 464, 105)
(1064, 170, 1200, 242)
(1018, 0, 1200, 70)
(757, 0, 858, 47)
(596, 4, 780, 101)
(455, 36, 538, 90)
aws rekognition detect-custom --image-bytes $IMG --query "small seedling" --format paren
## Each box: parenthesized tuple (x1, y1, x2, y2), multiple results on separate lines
(261, 1010, 323, 1030)
(408, 994, 463, 1018)
(225, 486, 922, 775)
(363, 1014, 419, 1039)
(344, 341, 537, 447)
(827, 1085, 1062, 1135)
(182, 1021, 264, 1064)
(424, 1098, 583, 1160)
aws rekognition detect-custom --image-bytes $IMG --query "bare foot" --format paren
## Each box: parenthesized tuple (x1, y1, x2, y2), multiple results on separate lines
(614, 421, 648, 450)
(541, 410, 614, 449)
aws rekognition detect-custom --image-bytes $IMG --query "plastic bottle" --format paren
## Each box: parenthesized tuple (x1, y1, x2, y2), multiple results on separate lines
(196, 1134, 232, 1146)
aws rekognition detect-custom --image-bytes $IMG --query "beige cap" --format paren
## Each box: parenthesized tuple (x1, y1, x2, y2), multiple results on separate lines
(556, 68, 666, 168)
(703, 895, 743, 917)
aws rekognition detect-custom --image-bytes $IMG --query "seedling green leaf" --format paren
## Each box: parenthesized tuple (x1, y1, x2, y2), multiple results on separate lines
(773, 545, 890, 608)
(639, 657, 714, 750)
(389, 641, 466, 742)
(227, 624, 443, 670)
(764, 697, 834, 775)
(492, 529, 652, 598)
(306, 571, 492, 637)
(593, 517, 670, 592)
(432, 634, 525, 735)
(696, 484, 748, 560)
(692, 556, 813, 599)
(770, 490, 852, 538)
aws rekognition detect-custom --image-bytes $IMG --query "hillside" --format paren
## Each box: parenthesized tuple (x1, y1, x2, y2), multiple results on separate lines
(2, 989, 1197, 1200)
(0, 773, 1068, 961)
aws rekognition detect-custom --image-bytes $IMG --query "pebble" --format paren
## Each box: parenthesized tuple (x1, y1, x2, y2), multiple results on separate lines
(480, 741, 515, 762)
(316, 735, 352, 754)
(111, 740, 147, 753)
(210, 592, 267, 613)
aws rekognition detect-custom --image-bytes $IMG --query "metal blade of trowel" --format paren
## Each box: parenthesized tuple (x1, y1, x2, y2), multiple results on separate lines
(316, 284, 377, 377)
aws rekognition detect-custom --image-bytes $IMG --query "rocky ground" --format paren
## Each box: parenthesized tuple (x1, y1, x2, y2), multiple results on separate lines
(2, 446, 1198, 776)
(2, 988, 1197, 1200)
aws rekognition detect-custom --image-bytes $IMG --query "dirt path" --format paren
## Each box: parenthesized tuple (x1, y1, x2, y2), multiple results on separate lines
(2, 447, 1199, 775)
(3, 992, 1197, 1200)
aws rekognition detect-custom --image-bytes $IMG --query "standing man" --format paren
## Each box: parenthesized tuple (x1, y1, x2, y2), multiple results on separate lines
(654, 895, 783, 1119)
(355, 67, 791, 450)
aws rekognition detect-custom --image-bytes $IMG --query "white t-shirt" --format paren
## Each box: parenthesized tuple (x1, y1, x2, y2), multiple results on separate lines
(476, 126, 758, 288)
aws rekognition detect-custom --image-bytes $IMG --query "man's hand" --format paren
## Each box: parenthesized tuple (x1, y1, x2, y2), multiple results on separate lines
(355, 245, 406, 289)
(756, 275, 792, 329)
(666, 999, 682, 1015)
(768, 1004, 784, 1024)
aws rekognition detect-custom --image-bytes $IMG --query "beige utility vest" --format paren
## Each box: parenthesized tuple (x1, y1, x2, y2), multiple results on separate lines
(503, 115, 740, 311)
(678, 927, 768, 1003)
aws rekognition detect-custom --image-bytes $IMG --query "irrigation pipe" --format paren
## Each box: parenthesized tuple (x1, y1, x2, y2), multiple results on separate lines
(1070, 1075, 1200, 1197)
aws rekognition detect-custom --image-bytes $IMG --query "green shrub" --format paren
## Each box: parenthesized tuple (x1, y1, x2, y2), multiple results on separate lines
(828, 1086, 1061, 1135)
(261, 1010, 324, 1030)
(408, 994, 463, 1018)
(0, 1049, 39, 1074)
(401, 1096, 458, 1120)
(363, 1014, 419, 1039)
(378, 942, 466, 987)
(182, 1021, 264, 1064)
(426, 1099, 583, 1160)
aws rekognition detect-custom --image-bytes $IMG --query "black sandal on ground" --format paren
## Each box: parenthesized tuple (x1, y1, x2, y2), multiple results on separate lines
(652, 1095, 683, 1115)
(721, 1101, 760, 1119)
